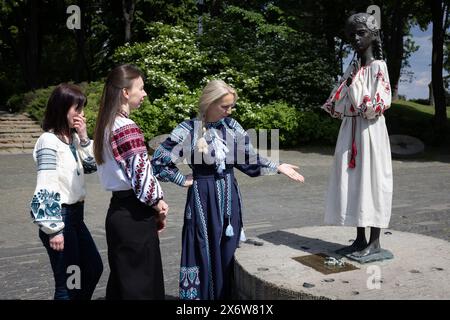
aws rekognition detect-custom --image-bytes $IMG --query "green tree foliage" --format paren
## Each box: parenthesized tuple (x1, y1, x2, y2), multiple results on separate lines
(199, 5, 336, 109)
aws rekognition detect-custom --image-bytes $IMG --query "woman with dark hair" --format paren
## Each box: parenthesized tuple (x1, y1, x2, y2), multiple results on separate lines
(322, 13, 393, 258)
(30, 83, 103, 300)
(94, 64, 168, 300)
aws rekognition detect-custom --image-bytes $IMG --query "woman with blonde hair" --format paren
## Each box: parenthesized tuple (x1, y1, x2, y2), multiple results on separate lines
(152, 79, 304, 300)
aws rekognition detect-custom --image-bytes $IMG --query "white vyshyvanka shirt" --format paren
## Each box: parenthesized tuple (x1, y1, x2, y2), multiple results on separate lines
(322, 59, 393, 228)
(30, 132, 96, 235)
(97, 116, 163, 206)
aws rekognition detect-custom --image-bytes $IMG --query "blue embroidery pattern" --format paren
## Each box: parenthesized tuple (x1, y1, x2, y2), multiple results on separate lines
(185, 206, 192, 220)
(193, 182, 214, 299)
(30, 189, 62, 221)
(82, 156, 97, 174)
(216, 179, 225, 228)
(179, 266, 200, 300)
(36, 148, 57, 171)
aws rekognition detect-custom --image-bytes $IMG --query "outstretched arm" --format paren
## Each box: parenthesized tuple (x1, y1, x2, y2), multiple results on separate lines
(277, 163, 305, 183)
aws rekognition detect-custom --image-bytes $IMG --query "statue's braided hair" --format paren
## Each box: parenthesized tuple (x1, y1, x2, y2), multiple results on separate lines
(373, 34, 384, 60)
(348, 12, 384, 61)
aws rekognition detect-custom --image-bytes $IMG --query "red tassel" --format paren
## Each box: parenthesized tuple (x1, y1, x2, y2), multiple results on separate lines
(348, 141, 357, 168)
(348, 117, 357, 169)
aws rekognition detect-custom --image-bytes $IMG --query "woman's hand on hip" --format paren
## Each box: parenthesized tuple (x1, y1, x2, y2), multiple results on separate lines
(183, 174, 193, 187)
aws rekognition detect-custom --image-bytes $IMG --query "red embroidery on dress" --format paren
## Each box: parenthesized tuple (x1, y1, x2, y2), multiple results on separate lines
(385, 83, 390, 92)
(363, 95, 371, 104)
(376, 71, 384, 80)
(111, 124, 146, 162)
(334, 81, 346, 100)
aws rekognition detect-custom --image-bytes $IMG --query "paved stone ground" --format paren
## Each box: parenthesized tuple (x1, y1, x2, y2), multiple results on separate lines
(0, 147, 449, 299)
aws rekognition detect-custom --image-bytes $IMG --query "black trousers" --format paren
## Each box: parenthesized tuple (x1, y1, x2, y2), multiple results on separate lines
(105, 191, 165, 300)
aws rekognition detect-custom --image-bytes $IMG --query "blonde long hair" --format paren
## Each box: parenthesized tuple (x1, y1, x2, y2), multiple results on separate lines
(198, 79, 237, 121)
(195, 80, 238, 153)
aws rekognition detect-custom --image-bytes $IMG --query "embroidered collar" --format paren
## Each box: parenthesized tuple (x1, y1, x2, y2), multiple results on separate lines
(205, 118, 225, 129)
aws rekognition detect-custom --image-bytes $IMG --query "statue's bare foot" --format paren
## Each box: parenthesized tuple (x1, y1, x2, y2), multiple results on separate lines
(335, 240, 368, 255)
(350, 242, 381, 258)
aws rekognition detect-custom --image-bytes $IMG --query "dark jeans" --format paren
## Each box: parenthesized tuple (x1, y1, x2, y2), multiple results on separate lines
(39, 202, 103, 300)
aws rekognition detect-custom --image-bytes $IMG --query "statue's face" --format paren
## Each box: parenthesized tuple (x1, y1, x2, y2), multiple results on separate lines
(345, 22, 374, 54)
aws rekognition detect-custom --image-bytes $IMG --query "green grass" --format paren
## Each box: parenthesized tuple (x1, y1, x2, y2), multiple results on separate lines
(385, 99, 450, 154)
(390, 100, 450, 117)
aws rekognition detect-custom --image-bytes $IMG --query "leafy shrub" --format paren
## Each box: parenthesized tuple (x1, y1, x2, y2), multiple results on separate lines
(12, 20, 341, 146)
(113, 22, 209, 100)
(199, 6, 337, 109)
(234, 100, 340, 146)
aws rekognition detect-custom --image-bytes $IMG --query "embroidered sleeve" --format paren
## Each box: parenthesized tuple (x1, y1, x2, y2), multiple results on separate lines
(348, 61, 392, 120)
(111, 123, 164, 206)
(230, 119, 279, 177)
(151, 121, 193, 187)
(74, 133, 97, 174)
(30, 134, 64, 235)
(321, 63, 355, 119)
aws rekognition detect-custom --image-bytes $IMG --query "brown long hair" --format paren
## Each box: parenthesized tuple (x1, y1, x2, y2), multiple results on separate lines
(43, 83, 87, 135)
(93, 64, 144, 164)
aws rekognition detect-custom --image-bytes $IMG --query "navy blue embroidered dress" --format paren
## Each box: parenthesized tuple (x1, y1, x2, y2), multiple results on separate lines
(151, 117, 278, 300)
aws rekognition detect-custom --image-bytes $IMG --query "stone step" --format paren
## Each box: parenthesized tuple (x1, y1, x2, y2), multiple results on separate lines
(0, 124, 42, 130)
(0, 142, 36, 148)
(0, 127, 43, 134)
(0, 116, 37, 122)
(0, 112, 43, 153)
(0, 137, 39, 144)
(0, 147, 34, 154)
(0, 113, 33, 120)
(0, 120, 40, 126)
(0, 132, 42, 139)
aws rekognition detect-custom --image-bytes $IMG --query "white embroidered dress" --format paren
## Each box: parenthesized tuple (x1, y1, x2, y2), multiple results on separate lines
(322, 59, 393, 228)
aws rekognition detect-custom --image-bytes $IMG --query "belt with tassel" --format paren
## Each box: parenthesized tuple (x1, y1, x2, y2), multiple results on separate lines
(344, 115, 358, 169)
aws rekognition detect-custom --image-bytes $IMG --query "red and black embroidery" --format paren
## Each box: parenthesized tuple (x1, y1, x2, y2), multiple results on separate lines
(112, 122, 163, 206)
(111, 124, 146, 162)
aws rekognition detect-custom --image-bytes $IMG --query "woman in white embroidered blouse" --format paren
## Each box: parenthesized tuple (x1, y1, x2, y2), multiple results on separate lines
(30, 84, 103, 299)
(94, 64, 168, 299)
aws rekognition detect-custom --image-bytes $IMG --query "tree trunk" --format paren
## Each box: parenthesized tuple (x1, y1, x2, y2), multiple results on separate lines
(429, 82, 434, 106)
(122, 0, 136, 43)
(430, 0, 448, 134)
(24, 0, 40, 89)
(385, 2, 405, 102)
(73, 0, 91, 82)
(210, 0, 223, 17)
